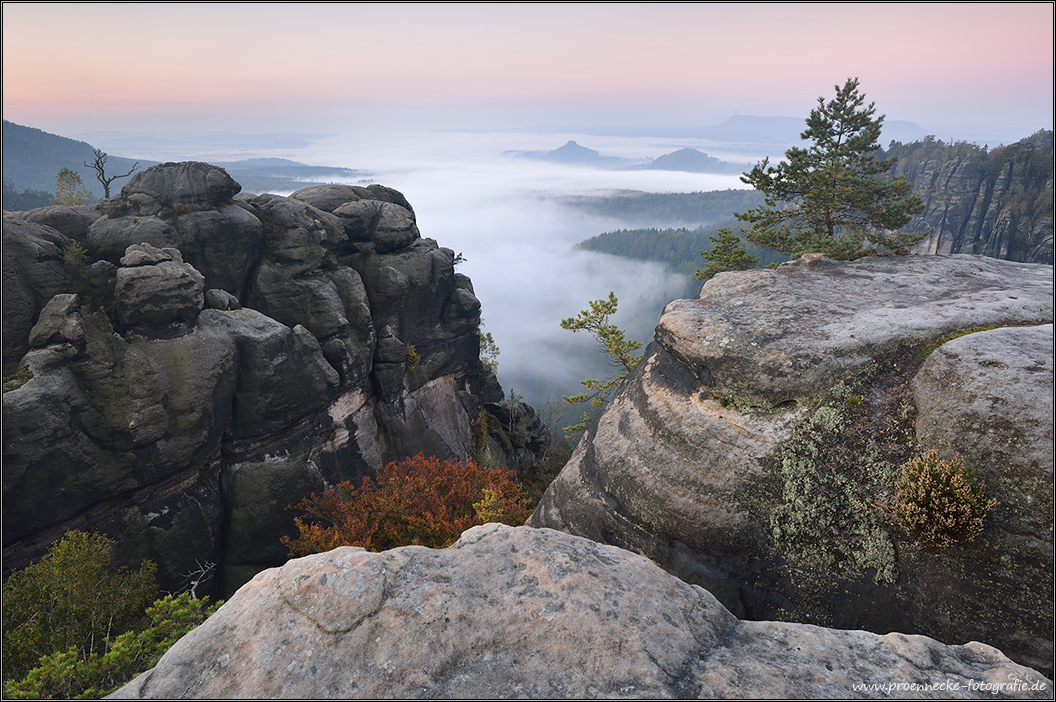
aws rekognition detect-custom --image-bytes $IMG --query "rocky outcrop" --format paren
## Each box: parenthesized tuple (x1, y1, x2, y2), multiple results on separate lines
(109, 524, 1052, 699)
(2, 217, 75, 374)
(531, 254, 1054, 676)
(115, 244, 204, 329)
(3, 162, 526, 598)
(890, 131, 1054, 264)
(15, 204, 101, 242)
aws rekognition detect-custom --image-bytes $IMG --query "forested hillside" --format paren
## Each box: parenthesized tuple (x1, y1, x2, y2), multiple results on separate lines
(571, 131, 1053, 269)
(2, 121, 145, 202)
(576, 225, 784, 277)
(562, 189, 765, 226)
(3, 122, 371, 210)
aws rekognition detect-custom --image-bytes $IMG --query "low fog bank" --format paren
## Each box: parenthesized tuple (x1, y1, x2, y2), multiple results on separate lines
(317, 131, 735, 410)
(124, 129, 743, 412)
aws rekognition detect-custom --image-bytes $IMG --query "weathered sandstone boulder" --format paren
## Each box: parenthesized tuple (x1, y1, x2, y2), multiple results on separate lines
(117, 160, 241, 211)
(333, 198, 420, 251)
(913, 325, 1053, 539)
(27, 293, 85, 348)
(654, 253, 1051, 411)
(109, 525, 1052, 699)
(88, 163, 263, 295)
(291, 182, 415, 220)
(15, 204, 101, 241)
(532, 254, 1054, 676)
(115, 243, 204, 329)
(2, 215, 74, 373)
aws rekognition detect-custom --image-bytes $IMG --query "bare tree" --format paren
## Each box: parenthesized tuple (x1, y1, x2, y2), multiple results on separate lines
(84, 148, 139, 198)
(180, 559, 217, 599)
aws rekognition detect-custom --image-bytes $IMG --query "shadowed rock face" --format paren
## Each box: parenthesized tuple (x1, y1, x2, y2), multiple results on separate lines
(897, 132, 1055, 265)
(109, 525, 1052, 700)
(2, 162, 518, 598)
(531, 254, 1054, 676)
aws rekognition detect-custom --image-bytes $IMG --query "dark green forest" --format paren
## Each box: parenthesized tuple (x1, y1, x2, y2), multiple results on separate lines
(561, 189, 766, 225)
(2, 180, 53, 211)
(576, 224, 785, 278)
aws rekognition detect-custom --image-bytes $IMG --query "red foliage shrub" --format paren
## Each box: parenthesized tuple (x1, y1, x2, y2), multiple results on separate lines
(282, 454, 535, 556)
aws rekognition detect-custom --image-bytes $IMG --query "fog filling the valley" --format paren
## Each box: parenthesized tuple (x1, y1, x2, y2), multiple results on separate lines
(137, 129, 756, 413)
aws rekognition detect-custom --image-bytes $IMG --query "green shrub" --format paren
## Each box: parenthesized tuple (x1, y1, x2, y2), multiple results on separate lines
(2, 531, 157, 682)
(405, 344, 421, 369)
(157, 203, 192, 220)
(4, 594, 221, 699)
(65, 241, 89, 264)
(103, 201, 128, 218)
(3, 366, 33, 393)
(895, 451, 997, 548)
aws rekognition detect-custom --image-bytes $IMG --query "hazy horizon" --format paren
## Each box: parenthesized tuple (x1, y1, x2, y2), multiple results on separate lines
(4, 2, 1053, 411)
(4, 4, 1052, 138)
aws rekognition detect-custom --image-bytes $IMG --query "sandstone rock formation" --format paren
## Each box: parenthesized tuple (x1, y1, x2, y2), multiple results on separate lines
(3, 162, 535, 598)
(531, 254, 1054, 676)
(895, 131, 1054, 264)
(109, 525, 1052, 699)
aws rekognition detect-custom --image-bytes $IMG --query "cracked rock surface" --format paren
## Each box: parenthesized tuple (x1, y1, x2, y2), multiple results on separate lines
(109, 525, 1050, 699)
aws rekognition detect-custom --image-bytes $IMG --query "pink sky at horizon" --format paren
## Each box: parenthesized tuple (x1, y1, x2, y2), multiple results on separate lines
(3, 3, 1053, 136)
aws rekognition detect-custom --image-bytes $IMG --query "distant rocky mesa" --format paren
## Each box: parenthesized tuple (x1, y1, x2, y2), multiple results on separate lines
(2, 161, 543, 597)
(531, 253, 1054, 678)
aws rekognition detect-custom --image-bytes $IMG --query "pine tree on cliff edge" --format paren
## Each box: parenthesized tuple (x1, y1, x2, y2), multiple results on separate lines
(736, 77, 925, 260)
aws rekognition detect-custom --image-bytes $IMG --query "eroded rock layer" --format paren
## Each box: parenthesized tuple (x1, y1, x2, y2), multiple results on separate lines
(531, 254, 1054, 676)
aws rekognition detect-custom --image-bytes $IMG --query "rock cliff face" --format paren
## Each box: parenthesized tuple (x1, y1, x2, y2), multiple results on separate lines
(530, 254, 1054, 676)
(109, 524, 1052, 700)
(893, 131, 1054, 264)
(2, 162, 524, 597)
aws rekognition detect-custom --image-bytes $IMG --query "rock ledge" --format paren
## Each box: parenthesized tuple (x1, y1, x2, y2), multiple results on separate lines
(110, 525, 1051, 699)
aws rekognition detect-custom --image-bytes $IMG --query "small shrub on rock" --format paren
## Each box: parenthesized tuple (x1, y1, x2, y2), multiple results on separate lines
(895, 451, 997, 548)
(282, 453, 535, 556)
(3, 366, 33, 393)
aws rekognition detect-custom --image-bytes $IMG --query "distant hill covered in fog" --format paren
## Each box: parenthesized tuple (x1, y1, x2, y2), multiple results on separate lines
(507, 141, 751, 174)
(2, 122, 373, 209)
(3, 120, 149, 200)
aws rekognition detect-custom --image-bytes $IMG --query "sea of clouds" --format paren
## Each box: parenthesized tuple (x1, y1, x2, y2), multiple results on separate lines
(112, 127, 757, 410)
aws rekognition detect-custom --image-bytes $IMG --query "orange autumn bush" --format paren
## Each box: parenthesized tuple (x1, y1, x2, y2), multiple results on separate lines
(282, 454, 535, 556)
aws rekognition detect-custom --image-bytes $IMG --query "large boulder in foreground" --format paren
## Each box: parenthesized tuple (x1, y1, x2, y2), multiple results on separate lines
(110, 525, 1052, 699)
(531, 254, 1054, 676)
